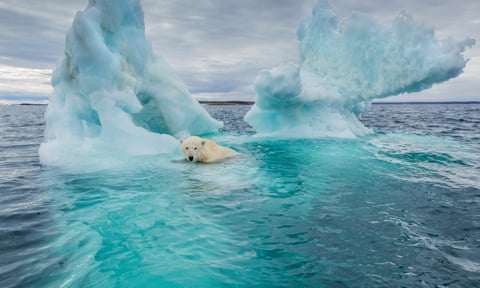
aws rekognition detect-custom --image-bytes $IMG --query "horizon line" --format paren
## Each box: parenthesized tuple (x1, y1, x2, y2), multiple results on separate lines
(3, 100, 480, 106)
(199, 100, 480, 105)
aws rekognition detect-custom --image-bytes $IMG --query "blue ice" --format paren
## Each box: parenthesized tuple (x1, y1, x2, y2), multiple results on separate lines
(244, 0, 475, 138)
(39, 0, 475, 167)
(39, 0, 221, 166)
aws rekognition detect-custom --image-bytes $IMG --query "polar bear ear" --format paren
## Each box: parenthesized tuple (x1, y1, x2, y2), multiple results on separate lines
(180, 139, 183, 144)
(201, 140, 206, 146)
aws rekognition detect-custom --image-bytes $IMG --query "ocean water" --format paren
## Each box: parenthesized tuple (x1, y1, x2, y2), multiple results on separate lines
(1, 103, 479, 287)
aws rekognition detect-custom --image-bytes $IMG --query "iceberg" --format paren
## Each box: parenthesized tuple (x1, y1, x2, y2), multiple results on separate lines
(244, 0, 475, 138)
(39, 0, 221, 166)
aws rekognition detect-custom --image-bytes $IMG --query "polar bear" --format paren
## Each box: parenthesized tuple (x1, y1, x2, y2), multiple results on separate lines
(180, 136, 239, 163)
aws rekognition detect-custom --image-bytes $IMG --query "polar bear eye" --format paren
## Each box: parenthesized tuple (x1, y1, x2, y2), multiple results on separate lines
(194, 147, 198, 150)
(185, 147, 189, 150)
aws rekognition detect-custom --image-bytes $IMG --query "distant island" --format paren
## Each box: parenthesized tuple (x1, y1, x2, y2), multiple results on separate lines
(199, 100, 480, 105)
(199, 100, 255, 105)
(11, 100, 480, 106)
(371, 101, 480, 105)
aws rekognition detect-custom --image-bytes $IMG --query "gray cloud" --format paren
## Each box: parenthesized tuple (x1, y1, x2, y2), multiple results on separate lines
(0, 1, 84, 67)
(333, 0, 480, 39)
(0, 0, 478, 101)
(141, 0, 318, 99)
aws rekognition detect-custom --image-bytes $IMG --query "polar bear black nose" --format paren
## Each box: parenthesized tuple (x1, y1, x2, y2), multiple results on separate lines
(188, 156, 194, 162)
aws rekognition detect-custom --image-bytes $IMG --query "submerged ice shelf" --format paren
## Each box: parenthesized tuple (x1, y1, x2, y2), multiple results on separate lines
(244, 0, 475, 138)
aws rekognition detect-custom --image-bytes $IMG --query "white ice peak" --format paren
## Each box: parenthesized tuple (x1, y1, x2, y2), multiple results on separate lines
(244, 0, 475, 138)
(40, 0, 222, 166)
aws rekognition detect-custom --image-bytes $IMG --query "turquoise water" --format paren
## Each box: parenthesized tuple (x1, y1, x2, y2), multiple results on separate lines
(1, 104, 480, 287)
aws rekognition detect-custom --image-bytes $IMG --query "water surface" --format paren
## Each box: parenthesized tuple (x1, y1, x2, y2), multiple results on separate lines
(1, 103, 479, 287)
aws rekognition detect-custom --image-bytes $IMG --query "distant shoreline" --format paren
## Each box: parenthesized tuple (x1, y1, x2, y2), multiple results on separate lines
(199, 101, 480, 105)
(371, 101, 480, 105)
(199, 101, 254, 105)
(8, 100, 480, 106)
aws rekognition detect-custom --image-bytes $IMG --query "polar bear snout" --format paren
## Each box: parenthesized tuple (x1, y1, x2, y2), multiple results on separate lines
(188, 156, 194, 162)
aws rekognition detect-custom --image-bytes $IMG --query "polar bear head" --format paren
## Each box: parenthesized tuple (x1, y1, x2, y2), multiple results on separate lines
(180, 136, 215, 162)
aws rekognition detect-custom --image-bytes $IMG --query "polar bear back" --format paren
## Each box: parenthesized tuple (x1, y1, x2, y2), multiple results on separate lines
(201, 138, 238, 163)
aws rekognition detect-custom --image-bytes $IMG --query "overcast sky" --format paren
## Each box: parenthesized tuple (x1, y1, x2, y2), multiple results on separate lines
(0, 0, 478, 103)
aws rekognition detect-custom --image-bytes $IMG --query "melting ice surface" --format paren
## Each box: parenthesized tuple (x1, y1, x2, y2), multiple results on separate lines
(39, 0, 222, 166)
(244, 0, 475, 138)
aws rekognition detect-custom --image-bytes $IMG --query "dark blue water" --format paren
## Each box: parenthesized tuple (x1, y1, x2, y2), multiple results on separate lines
(1, 103, 479, 287)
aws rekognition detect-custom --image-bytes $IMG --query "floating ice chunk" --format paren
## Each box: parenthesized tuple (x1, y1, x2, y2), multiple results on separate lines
(245, 0, 475, 138)
(40, 0, 221, 166)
